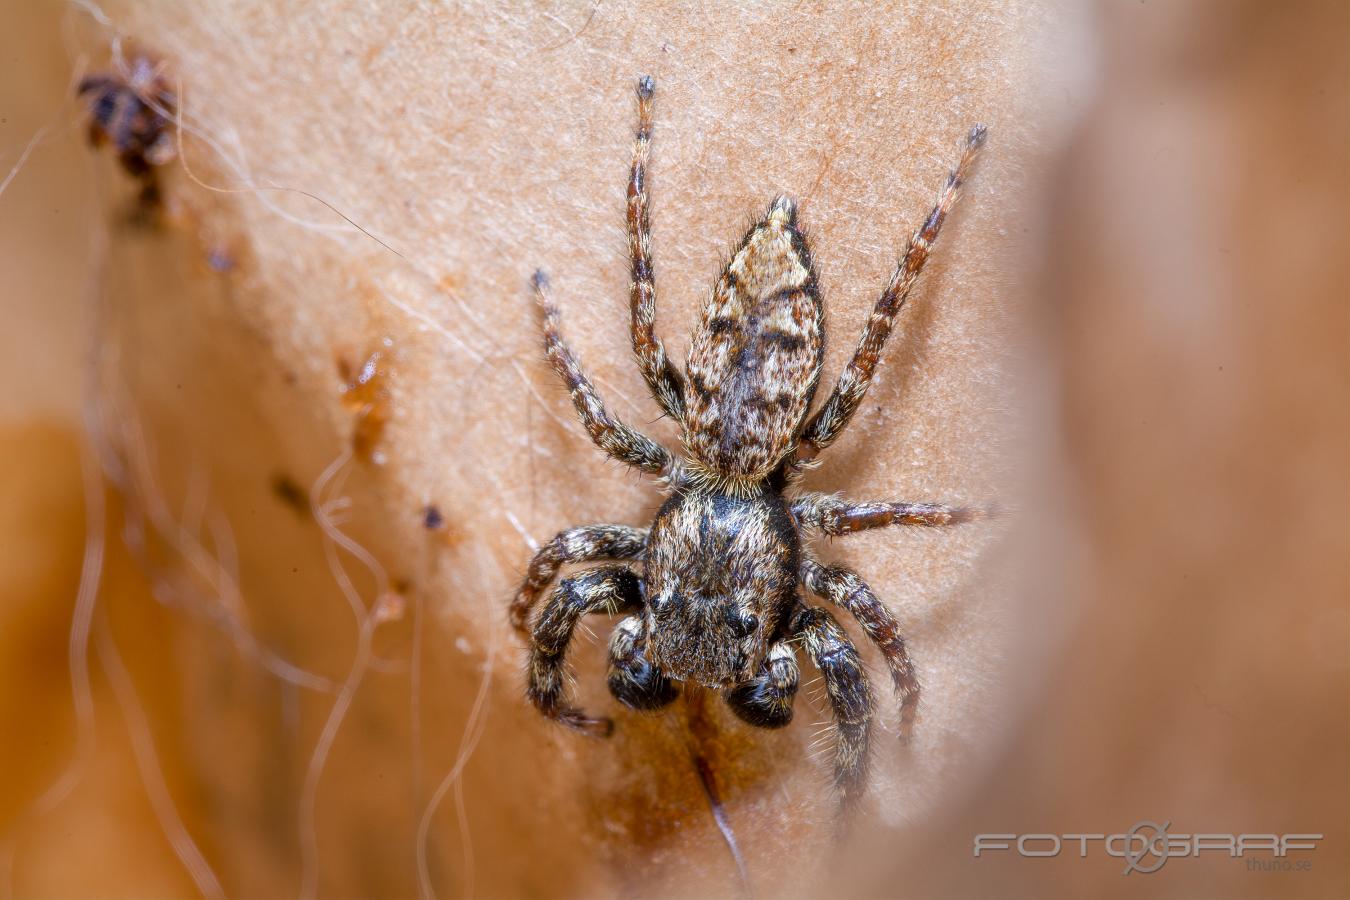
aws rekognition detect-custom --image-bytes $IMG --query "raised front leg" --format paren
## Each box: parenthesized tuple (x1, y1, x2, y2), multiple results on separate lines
(724, 641, 799, 728)
(796, 125, 987, 461)
(510, 524, 646, 632)
(792, 605, 874, 809)
(791, 492, 991, 535)
(800, 559, 920, 742)
(534, 270, 673, 476)
(626, 76, 686, 422)
(528, 566, 642, 737)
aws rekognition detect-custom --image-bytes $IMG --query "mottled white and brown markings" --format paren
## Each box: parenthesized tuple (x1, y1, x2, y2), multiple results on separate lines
(684, 199, 824, 490)
(512, 74, 994, 814)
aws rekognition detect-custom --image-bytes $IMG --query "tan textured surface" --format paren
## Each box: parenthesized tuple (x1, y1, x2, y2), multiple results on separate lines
(0, 1, 1345, 898)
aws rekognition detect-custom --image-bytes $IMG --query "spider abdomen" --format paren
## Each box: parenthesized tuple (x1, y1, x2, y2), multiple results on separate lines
(683, 198, 824, 484)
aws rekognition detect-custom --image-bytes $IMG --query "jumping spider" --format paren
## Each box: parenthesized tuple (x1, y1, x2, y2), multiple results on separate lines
(513, 76, 990, 809)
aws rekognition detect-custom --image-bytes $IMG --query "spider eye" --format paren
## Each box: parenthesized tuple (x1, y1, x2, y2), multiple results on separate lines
(730, 612, 759, 639)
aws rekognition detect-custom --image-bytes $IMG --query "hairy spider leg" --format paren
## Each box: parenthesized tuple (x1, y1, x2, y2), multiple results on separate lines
(533, 270, 673, 476)
(627, 76, 687, 422)
(801, 558, 921, 743)
(791, 492, 993, 535)
(528, 565, 643, 737)
(792, 604, 874, 810)
(796, 125, 987, 461)
(511, 524, 647, 633)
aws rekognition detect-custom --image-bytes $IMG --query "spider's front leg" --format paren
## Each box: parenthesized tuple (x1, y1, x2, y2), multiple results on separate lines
(529, 565, 642, 737)
(511, 524, 646, 633)
(800, 558, 920, 742)
(792, 605, 874, 808)
(724, 642, 800, 728)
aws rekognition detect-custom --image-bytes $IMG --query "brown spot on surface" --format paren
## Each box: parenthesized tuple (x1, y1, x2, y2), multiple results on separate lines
(270, 472, 307, 514)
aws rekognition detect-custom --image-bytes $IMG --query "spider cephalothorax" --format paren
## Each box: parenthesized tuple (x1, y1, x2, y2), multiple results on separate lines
(512, 75, 990, 809)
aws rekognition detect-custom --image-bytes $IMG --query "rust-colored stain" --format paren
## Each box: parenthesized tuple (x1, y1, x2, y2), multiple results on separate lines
(337, 342, 395, 464)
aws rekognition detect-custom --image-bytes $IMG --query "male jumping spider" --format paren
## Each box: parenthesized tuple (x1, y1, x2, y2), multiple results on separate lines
(513, 76, 990, 809)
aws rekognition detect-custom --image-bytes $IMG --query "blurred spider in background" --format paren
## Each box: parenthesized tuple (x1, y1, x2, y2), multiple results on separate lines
(77, 49, 176, 211)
